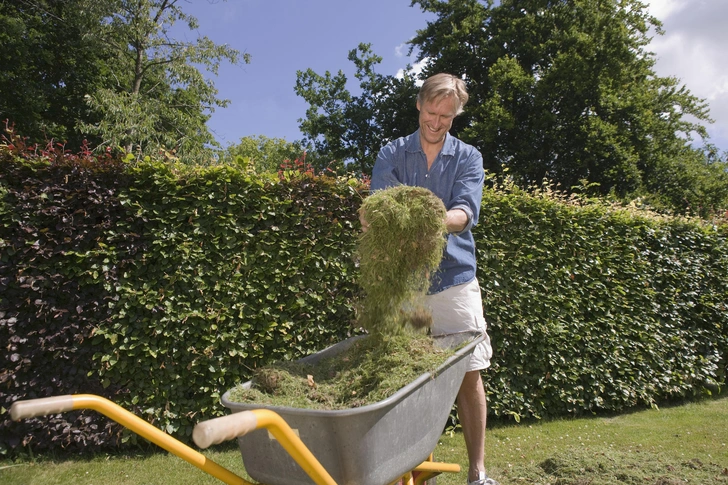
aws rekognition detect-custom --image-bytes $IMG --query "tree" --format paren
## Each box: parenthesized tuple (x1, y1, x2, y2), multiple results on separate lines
(639, 143, 728, 215)
(0, 0, 109, 147)
(293, 0, 727, 214)
(295, 43, 419, 175)
(408, 0, 727, 213)
(0, 0, 247, 164)
(77, 0, 248, 163)
(220, 135, 306, 173)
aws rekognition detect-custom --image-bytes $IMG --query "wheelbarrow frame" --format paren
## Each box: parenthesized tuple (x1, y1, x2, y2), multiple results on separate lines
(10, 331, 484, 485)
(10, 394, 457, 485)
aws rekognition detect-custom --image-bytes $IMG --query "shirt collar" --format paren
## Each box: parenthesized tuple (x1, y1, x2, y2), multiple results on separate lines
(406, 130, 456, 157)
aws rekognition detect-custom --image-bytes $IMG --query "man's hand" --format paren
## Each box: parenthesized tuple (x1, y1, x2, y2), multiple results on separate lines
(362, 207, 466, 233)
(445, 209, 468, 234)
(359, 209, 370, 232)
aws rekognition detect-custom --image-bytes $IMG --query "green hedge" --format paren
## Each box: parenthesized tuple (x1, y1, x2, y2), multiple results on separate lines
(476, 187, 728, 419)
(1, 153, 133, 451)
(1, 151, 726, 453)
(94, 162, 362, 440)
(1, 154, 362, 452)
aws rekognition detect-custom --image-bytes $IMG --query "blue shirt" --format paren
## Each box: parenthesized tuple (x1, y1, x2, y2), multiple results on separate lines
(370, 130, 484, 294)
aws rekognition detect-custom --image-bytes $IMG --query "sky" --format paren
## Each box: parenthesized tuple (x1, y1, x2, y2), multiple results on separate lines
(180, 0, 728, 155)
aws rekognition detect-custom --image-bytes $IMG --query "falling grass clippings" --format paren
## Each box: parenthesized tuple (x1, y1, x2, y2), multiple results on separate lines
(228, 185, 451, 409)
(356, 185, 447, 335)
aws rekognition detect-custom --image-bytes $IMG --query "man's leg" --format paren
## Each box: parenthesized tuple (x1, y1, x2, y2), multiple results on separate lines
(457, 369, 487, 482)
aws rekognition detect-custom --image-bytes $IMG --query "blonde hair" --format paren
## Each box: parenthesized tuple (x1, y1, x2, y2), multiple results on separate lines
(417, 73, 469, 116)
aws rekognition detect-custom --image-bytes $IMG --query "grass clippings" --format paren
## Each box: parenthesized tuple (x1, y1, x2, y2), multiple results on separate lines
(228, 185, 451, 409)
(356, 185, 447, 335)
(227, 333, 454, 410)
(499, 447, 728, 484)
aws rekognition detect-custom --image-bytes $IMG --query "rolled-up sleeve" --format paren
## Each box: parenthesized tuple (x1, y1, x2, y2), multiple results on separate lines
(448, 149, 484, 235)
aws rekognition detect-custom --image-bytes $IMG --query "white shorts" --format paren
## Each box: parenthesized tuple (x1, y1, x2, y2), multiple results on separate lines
(425, 278, 493, 371)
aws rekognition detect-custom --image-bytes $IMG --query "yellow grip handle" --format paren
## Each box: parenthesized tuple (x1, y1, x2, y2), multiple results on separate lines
(193, 411, 258, 449)
(11, 394, 252, 485)
(194, 409, 338, 485)
(10, 395, 75, 420)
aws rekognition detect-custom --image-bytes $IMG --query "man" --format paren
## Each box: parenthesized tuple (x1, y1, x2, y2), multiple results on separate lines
(365, 73, 497, 485)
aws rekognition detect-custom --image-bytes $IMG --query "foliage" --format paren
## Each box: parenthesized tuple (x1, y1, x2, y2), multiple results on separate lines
(475, 181, 728, 420)
(0, 0, 109, 148)
(92, 162, 361, 442)
(76, 0, 247, 163)
(410, 0, 728, 215)
(636, 144, 728, 216)
(0, 136, 363, 453)
(0, 0, 246, 163)
(293, 0, 728, 216)
(295, 43, 420, 175)
(218, 135, 307, 173)
(1, 137, 726, 453)
(0, 128, 131, 451)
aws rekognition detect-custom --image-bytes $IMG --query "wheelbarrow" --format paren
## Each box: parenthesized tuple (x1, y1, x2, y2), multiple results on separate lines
(10, 331, 484, 485)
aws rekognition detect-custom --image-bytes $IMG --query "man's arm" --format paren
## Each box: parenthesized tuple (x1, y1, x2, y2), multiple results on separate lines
(448, 148, 484, 235)
(445, 208, 468, 234)
(362, 144, 401, 232)
(371, 141, 405, 191)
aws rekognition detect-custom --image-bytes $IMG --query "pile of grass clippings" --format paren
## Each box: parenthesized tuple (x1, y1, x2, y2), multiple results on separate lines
(356, 185, 447, 335)
(227, 333, 452, 409)
(532, 448, 728, 485)
(228, 185, 451, 409)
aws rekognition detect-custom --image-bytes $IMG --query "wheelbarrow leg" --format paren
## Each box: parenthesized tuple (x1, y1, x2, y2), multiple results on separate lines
(10, 394, 253, 485)
(392, 453, 460, 485)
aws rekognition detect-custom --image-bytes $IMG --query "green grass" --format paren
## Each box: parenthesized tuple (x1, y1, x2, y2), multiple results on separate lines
(0, 444, 249, 485)
(437, 395, 728, 485)
(2, 395, 727, 485)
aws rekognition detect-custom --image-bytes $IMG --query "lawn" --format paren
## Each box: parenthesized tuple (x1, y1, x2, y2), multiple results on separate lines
(2, 395, 727, 485)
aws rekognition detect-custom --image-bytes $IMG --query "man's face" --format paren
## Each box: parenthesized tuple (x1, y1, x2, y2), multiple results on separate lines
(417, 95, 457, 147)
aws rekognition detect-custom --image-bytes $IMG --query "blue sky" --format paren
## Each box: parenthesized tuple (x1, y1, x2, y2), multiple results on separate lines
(181, 0, 728, 155)
(180, 0, 433, 147)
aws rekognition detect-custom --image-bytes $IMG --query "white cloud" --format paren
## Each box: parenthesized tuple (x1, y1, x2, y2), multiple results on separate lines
(645, 0, 728, 151)
(395, 58, 429, 86)
(644, 0, 686, 21)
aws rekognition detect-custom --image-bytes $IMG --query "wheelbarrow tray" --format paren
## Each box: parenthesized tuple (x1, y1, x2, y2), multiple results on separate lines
(221, 331, 484, 485)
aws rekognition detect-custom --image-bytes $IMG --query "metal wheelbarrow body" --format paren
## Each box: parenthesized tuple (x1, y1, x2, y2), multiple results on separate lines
(10, 331, 483, 485)
(222, 331, 484, 485)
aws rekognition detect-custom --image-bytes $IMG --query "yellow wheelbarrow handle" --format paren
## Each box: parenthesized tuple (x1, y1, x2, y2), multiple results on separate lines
(10, 394, 253, 485)
(11, 394, 457, 485)
(193, 409, 338, 485)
